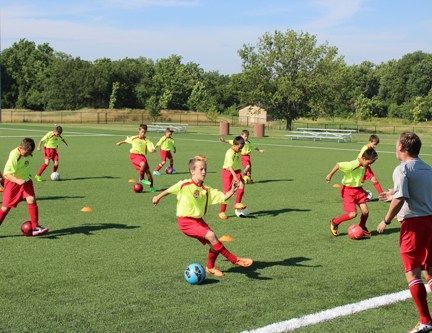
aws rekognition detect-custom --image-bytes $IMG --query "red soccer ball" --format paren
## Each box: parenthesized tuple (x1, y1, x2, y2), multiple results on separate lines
(347, 224, 364, 240)
(133, 183, 143, 193)
(21, 221, 32, 236)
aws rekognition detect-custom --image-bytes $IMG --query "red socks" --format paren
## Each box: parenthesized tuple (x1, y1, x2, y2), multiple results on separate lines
(139, 170, 145, 181)
(409, 278, 432, 324)
(0, 209, 8, 225)
(207, 249, 219, 269)
(220, 203, 227, 213)
(373, 181, 384, 194)
(37, 163, 48, 176)
(333, 213, 352, 225)
(155, 164, 163, 171)
(212, 241, 237, 264)
(235, 188, 244, 203)
(53, 164, 59, 172)
(27, 203, 39, 229)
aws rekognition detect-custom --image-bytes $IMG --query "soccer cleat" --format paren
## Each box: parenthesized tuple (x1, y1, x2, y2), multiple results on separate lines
(234, 203, 247, 210)
(330, 220, 339, 236)
(218, 212, 228, 220)
(153, 171, 161, 176)
(362, 227, 372, 238)
(235, 257, 253, 267)
(141, 179, 151, 186)
(149, 187, 157, 193)
(31, 226, 49, 236)
(35, 175, 42, 182)
(205, 266, 224, 277)
(408, 322, 432, 333)
(171, 168, 176, 174)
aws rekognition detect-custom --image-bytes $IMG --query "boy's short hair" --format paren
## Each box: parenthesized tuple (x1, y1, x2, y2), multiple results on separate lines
(233, 136, 245, 146)
(54, 125, 63, 134)
(139, 124, 148, 131)
(399, 132, 421, 156)
(21, 138, 36, 153)
(361, 148, 378, 161)
(369, 134, 379, 144)
(241, 130, 249, 136)
(165, 127, 174, 133)
(188, 155, 208, 171)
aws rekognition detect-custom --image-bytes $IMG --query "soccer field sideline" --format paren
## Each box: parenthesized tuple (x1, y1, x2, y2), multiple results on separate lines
(245, 284, 431, 332)
(2, 127, 432, 157)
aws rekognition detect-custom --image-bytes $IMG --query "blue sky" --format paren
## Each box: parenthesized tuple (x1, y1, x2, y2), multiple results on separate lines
(1, 0, 431, 74)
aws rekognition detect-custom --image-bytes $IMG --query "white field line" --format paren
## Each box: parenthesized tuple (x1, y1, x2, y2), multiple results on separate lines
(2, 128, 432, 157)
(0, 127, 113, 136)
(245, 285, 431, 333)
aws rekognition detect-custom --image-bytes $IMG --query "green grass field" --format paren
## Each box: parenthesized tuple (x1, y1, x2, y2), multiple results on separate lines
(1, 123, 432, 332)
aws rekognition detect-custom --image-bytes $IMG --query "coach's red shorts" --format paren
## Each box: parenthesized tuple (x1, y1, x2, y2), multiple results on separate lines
(241, 155, 251, 168)
(399, 215, 432, 272)
(221, 169, 242, 192)
(341, 186, 368, 212)
(129, 153, 149, 172)
(1, 179, 35, 208)
(364, 166, 375, 181)
(160, 150, 173, 161)
(177, 217, 211, 245)
(44, 148, 58, 161)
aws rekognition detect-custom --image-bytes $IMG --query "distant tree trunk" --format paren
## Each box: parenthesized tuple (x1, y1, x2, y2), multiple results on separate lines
(285, 117, 292, 130)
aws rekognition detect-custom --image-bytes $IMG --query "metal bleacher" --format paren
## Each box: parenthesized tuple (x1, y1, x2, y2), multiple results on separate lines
(148, 122, 188, 133)
(285, 127, 357, 143)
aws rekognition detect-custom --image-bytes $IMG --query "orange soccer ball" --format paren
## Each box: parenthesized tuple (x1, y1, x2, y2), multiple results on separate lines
(347, 224, 364, 240)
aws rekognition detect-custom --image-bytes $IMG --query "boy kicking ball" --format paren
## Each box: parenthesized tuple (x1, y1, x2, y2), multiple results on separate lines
(152, 155, 253, 277)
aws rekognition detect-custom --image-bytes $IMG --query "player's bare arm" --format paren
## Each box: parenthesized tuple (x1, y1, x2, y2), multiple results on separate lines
(376, 197, 405, 233)
(325, 164, 339, 182)
(152, 189, 170, 206)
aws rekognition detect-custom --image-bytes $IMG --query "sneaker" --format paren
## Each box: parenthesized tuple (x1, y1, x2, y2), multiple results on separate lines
(31, 226, 49, 236)
(362, 227, 372, 238)
(330, 220, 339, 236)
(149, 187, 157, 193)
(234, 203, 247, 210)
(235, 257, 253, 267)
(141, 179, 151, 186)
(218, 212, 228, 220)
(35, 175, 42, 182)
(408, 322, 432, 333)
(205, 266, 224, 277)
(171, 168, 176, 174)
(153, 171, 161, 176)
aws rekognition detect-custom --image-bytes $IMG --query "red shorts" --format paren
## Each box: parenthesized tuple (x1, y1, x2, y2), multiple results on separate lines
(399, 216, 432, 272)
(1, 179, 35, 208)
(241, 155, 251, 168)
(177, 217, 211, 245)
(341, 186, 368, 212)
(221, 169, 242, 192)
(44, 147, 58, 161)
(364, 166, 375, 181)
(160, 150, 173, 161)
(129, 153, 149, 172)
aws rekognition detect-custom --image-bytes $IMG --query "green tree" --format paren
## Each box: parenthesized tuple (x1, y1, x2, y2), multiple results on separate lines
(236, 30, 345, 129)
(187, 81, 216, 113)
(146, 96, 161, 120)
(109, 82, 120, 109)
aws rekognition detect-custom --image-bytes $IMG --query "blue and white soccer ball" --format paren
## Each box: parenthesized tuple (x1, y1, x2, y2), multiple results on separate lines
(235, 209, 250, 217)
(184, 263, 206, 285)
(50, 172, 60, 181)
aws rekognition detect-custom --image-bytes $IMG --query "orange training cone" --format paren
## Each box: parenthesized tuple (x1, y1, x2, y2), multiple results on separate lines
(219, 234, 234, 242)
(81, 206, 93, 212)
(128, 179, 136, 183)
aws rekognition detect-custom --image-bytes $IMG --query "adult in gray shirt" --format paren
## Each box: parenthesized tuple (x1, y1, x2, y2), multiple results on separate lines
(377, 132, 432, 333)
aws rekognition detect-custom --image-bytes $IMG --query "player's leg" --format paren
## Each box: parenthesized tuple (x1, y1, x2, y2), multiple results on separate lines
(36, 158, 50, 180)
(0, 206, 10, 225)
(138, 161, 146, 182)
(234, 171, 246, 209)
(219, 170, 232, 218)
(406, 268, 432, 329)
(365, 166, 384, 194)
(330, 187, 356, 236)
(53, 154, 59, 172)
(24, 182, 48, 236)
(358, 203, 371, 236)
(154, 150, 166, 175)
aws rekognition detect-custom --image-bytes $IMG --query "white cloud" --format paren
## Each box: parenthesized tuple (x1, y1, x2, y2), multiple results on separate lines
(105, 0, 200, 8)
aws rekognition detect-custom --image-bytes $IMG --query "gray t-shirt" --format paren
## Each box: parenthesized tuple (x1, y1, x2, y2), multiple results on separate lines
(392, 158, 432, 221)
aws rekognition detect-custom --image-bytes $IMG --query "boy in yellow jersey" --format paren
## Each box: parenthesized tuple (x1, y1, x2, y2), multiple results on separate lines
(220, 129, 264, 183)
(0, 138, 48, 236)
(152, 155, 253, 277)
(153, 128, 176, 176)
(357, 134, 385, 197)
(218, 136, 247, 220)
(35, 125, 68, 181)
(325, 148, 378, 238)
(116, 124, 156, 192)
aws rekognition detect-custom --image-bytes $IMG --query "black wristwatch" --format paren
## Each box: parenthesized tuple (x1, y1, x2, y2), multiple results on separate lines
(383, 218, 391, 225)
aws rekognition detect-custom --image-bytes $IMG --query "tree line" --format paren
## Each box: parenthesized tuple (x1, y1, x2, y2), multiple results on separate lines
(1, 30, 431, 128)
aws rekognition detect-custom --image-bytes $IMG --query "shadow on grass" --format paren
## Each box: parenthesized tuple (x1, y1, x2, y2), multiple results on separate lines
(59, 176, 120, 181)
(338, 226, 400, 238)
(37, 195, 85, 201)
(246, 207, 311, 218)
(42, 223, 140, 239)
(252, 178, 293, 184)
(200, 278, 219, 285)
(226, 256, 320, 280)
